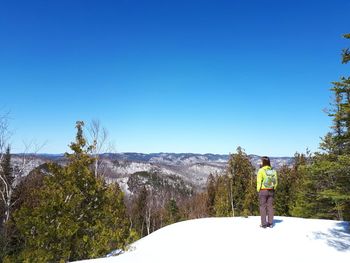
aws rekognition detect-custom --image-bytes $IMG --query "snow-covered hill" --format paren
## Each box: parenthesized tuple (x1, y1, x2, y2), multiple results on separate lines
(75, 216, 350, 263)
(12, 153, 294, 196)
(29, 153, 293, 190)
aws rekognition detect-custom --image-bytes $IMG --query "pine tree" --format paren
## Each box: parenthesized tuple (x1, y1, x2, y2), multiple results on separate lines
(10, 121, 131, 262)
(342, 33, 350, 64)
(213, 175, 231, 216)
(292, 154, 350, 220)
(227, 147, 256, 217)
(291, 164, 319, 218)
(325, 77, 350, 154)
(213, 147, 257, 217)
(164, 198, 181, 225)
(131, 186, 149, 238)
(96, 183, 135, 256)
(206, 173, 216, 216)
(287, 152, 308, 215)
(2, 163, 49, 261)
(293, 34, 350, 221)
(274, 165, 293, 216)
(323, 34, 350, 154)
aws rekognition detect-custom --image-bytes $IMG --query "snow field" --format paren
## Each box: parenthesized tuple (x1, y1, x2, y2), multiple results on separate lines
(75, 216, 350, 263)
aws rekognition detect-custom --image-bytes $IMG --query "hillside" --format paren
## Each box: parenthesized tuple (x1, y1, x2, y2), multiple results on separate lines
(13, 152, 293, 192)
(75, 216, 350, 263)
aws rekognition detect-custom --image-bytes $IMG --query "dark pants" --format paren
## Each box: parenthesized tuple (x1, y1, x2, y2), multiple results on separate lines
(259, 189, 274, 226)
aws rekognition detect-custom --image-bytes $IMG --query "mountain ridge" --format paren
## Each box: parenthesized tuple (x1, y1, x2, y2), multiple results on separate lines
(30, 152, 293, 165)
(12, 152, 294, 193)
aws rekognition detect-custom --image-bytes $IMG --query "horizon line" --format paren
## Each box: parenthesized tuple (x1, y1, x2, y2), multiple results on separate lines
(10, 152, 293, 158)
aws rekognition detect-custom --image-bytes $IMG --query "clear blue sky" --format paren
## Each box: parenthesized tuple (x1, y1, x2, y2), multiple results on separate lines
(0, 0, 349, 156)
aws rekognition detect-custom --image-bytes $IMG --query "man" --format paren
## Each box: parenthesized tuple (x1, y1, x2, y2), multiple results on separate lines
(257, 156, 278, 228)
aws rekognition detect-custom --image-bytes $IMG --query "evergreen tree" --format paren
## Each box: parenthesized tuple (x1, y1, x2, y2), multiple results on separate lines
(323, 33, 350, 155)
(318, 155, 350, 220)
(293, 33, 350, 221)
(164, 198, 181, 225)
(292, 154, 350, 220)
(206, 174, 216, 216)
(131, 186, 148, 238)
(213, 147, 256, 217)
(227, 147, 256, 217)
(9, 121, 131, 262)
(325, 77, 350, 155)
(274, 165, 293, 216)
(342, 33, 350, 64)
(2, 163, 49, 261)
(97, 183, 135, 254)
(287, 152, 309, 215)
(1, 146, 13, 185)
(213, 175, 231, 217)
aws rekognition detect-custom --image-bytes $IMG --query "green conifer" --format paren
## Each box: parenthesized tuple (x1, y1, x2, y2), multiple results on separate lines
(164, 198, 181, 225)
(342, 33, 350, 64)
(213, 175, 231, 216)
(131, 186, 149, 238)
(206, 174, 216, 216)
(292, 34, 350, 221)
(227, 147, 256, 216)
(11, 121, 131, 262)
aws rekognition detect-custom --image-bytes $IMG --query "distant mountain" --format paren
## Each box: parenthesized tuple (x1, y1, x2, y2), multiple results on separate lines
(12, 152, 294, 193)
(30, 152, 293, 168)
(98, 152, 293, 168)
(98, 152, 229, 164)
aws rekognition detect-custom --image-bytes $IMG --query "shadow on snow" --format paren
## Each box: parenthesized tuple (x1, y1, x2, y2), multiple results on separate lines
(313, 222, 350, 252)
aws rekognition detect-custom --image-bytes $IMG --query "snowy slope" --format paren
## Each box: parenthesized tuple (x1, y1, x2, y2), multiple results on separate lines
(74, 216, 350, 263)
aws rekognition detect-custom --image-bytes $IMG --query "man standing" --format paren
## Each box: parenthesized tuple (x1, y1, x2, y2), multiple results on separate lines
(257, 156, 278, 228)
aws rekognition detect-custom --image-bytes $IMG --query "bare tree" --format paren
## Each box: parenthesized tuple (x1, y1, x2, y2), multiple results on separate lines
(87, 119, 115, 178)
(0, 112, 11, 159)
(0, 113, 45, 228)
(13, 140, 46, 179)
(0, 147, 11, 227)
(145, 188, 157, 235)
(0, 113, 12, 227)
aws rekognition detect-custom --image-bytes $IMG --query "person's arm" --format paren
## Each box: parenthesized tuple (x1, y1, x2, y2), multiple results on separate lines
(274, 171, 278, 190)
(257, 169, 263, 192)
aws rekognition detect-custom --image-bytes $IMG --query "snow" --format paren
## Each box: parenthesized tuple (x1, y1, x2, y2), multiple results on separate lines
(114, 177, 131, 196)
(111, 161, 155, 175)
(74, 216, 350, 263)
